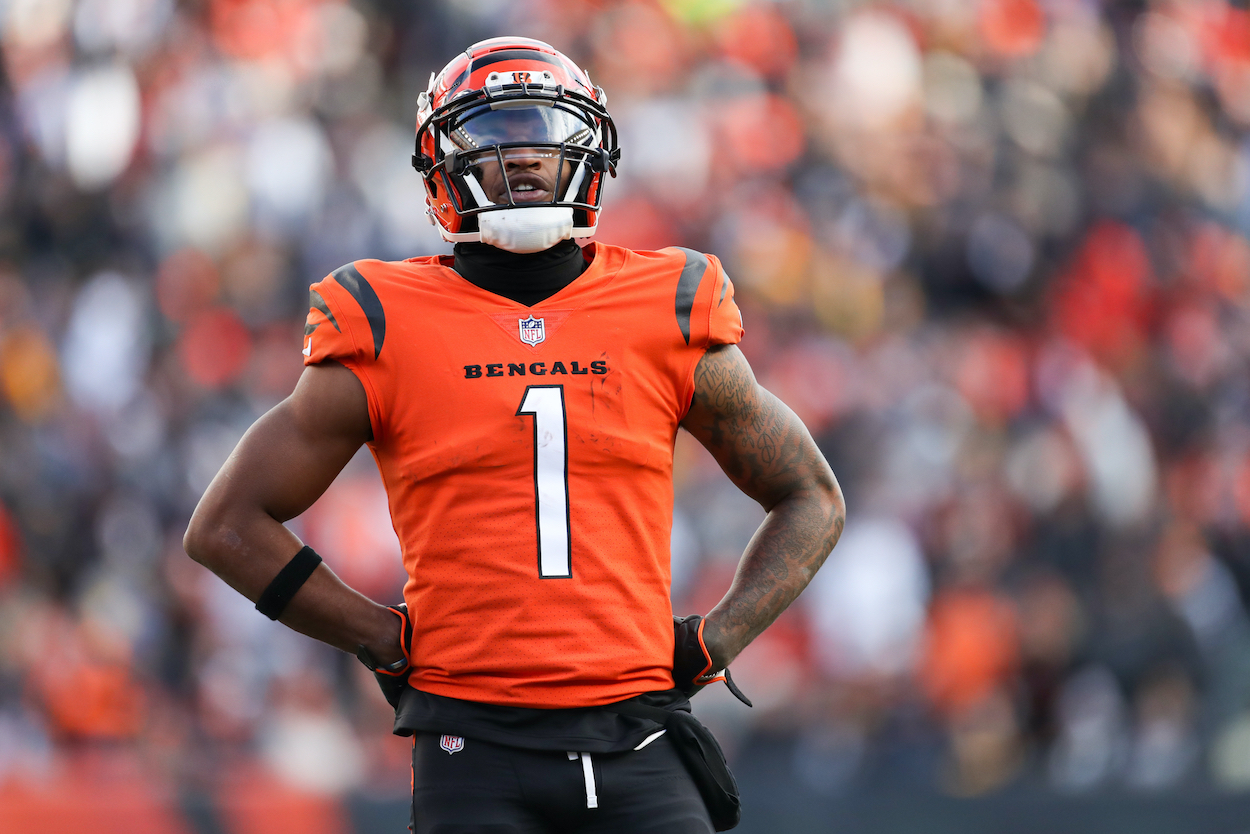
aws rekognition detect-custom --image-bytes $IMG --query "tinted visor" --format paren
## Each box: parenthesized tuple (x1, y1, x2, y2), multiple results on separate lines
(448, 104, 595, 153)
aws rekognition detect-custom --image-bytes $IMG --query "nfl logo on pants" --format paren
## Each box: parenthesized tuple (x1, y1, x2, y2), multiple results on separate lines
(440, 734, 465, 755)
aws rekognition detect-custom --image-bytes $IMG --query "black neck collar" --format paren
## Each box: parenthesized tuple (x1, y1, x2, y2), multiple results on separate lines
(452, 240, 587, 307)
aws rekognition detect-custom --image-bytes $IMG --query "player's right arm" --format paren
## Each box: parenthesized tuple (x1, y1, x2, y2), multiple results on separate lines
(182, 361, 406, 667)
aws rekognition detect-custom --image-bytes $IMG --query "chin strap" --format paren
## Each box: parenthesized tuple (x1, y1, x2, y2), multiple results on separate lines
(478, 206, 574, 253)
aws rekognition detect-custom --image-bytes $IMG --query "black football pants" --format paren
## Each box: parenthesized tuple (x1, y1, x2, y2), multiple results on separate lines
(409, 731, 715, 834)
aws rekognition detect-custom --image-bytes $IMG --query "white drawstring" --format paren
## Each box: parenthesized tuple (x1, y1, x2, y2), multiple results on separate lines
(581, 752, 598, 809)
(561, 729, 666, 810)
(567, 751, 598, 809)
(634, 729, 666, 750)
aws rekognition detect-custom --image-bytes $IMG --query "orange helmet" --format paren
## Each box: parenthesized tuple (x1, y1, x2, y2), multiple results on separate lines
(413, 38, 619, 252)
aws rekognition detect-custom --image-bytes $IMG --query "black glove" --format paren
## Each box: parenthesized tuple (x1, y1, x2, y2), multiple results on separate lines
(355, 603, 412, 710)
(672, 614, 752, 707)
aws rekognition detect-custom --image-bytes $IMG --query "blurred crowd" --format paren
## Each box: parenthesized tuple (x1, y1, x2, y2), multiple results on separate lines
(4, 0, 1250, 824)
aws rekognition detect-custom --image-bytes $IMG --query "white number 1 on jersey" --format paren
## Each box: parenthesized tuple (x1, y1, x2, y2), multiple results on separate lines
(517, 386, 572, 578)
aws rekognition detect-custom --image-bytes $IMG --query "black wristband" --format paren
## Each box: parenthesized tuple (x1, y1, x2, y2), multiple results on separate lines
(255, 546, 323, 620)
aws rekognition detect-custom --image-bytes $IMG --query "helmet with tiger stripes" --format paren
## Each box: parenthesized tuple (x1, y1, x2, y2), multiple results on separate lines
(413, 38, 619, 253)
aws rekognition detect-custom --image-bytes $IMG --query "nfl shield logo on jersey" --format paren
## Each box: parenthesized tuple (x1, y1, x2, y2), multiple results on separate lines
(440, 735, 465, 755)
(518, 316, 546, 346)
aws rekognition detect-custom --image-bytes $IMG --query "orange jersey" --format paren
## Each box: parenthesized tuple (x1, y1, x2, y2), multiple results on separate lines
(302, 242, 743, 708)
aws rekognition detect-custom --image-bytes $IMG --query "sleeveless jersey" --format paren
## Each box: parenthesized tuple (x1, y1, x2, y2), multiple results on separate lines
(302, 242, 743, 708)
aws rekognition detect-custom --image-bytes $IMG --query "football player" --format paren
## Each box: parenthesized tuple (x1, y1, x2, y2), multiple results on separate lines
(185, 37, 844, 833)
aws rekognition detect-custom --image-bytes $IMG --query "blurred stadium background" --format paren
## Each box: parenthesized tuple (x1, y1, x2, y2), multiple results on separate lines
(4, 0, 1250, 831)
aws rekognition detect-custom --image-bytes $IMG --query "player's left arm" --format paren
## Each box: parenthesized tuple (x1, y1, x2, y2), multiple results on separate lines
(679, 343, 845, 671)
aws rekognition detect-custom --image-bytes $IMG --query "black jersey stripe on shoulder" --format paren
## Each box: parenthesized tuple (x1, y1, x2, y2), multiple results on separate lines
(673, 248, 708, 345)
(332, 263, 386, 360)
(306, 289, 340, 336)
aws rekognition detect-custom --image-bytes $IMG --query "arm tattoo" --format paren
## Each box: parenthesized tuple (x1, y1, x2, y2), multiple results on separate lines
(683, 346, 846, 666)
